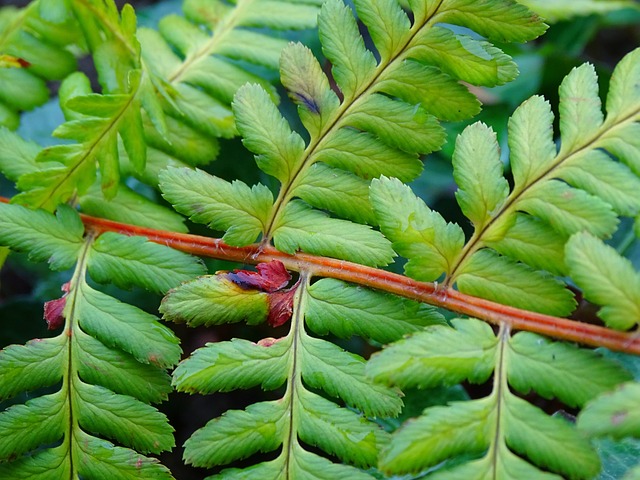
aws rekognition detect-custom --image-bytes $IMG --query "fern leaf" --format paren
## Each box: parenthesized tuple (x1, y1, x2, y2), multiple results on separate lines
(0, 2, 79, 128)
(169, 0, 545, 266)
(372, 319, 619, 477)
(507, 332, 632, 408)
(76, 332, 172, 404)
(88, 231, 205, 293)
(453, 122, 509, 232)
(379, 398, 494, 473)
(161, 275, 269, 327)
(72, 430, 173, 479)
(172, 338, 290, 393)
(370, 176, 465, 281)
(306, 278, 445, 343)
(297, 388, 385, 468)
(77, 283, 181, 368)
(565, 232, 640, 330)
(504, 395, 600, 478)
(159, 166, 273, 245)
(168, 267, 397, 477)
(456, 249, 575, 316)
(301, 335, 402, 417)
(0, 392, 66, 459)
(374, 48, 640, 315)
(367, 319, 497, 389)
(273, 200, 394, 267)
(0, 213, 184, 475)
(0, 203, 83, 269)
(75, 381, 174, 454)
(519, 0, 639, 22)
(578, 381, 640, 439)
(184, 401, 287, 467)
(79, 183, 188, 233)
(0, 337, 65, 400)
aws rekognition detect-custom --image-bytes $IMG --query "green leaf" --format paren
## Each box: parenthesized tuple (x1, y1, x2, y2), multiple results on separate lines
(300, 335, 402, 418)
(173, 338, 290, 394)
(379, 398, 494, 474)
(88, 232, 205, 293)
(318, 0, 376, 99)
(159, 167, 273, 245)
(555, 149, 640, 217)
(507, 332, 632, 407)
(355, 0, 410, 61)
(295, 164, 375, 225)
(280, 42, 340, 139)
(75, 381, 174, 454)
(504, 394, 601, 479)
(0, 203, 83, 269)
(0, 336, 65, 400)
(0, 392, 65, 460)
(508, 95, 557, 190)
(487, 214, 567, 275)
(606, 47, 640, 122)
(367, 319, 497, 389)
(160, 275, 268, 327)
(73, 431, 174, 480)
(273, 200, 394, 267)
(79, 183, 188, 233)
(437, 0, 547, 43)
(347, 94, 445, 155)
(288, 443, 375, 480)
(453, 122, 509, 229)
(378, 61, 481, 122)
(518, 179, 619, 238)
(407, 26, 518, 87)
(565, 232, 640, 330)
(76, 331, 172, 404)
(297, 388, 385, 468)
(578, 381, 640, 439)
(77, 283, 181, 368)
(233, 83, 305, 185)
(0, 127, 41, 182)
(306, 278, 445, 344)
(184, 401, 287, 468)
(315, 128, 423, 182)
(558, 63, 603, 154)
(370, 176, 465, 281)
(0, 445, 70, 479)
(456, 249, 576, 316)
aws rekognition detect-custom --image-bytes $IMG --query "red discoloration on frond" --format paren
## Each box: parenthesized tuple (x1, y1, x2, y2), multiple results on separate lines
(43, 282, 70, 330)
(17, 58, 30, 68)
(227, 260, 291, 292)
(267, 288, 296, 327)
(228, 261, 297, 327)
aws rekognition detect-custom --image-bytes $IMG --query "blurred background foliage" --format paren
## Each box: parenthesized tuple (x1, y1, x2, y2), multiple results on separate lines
(0, 0, 639, 478)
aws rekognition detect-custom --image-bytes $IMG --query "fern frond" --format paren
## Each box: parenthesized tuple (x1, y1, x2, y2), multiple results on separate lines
(368, 319, 631, 478)
(0, 202, 205, 476)
(0, 1, 80, 128)
(372, 47, 640, 315)
(162, 263, 409, 477)
(566, 232, 640, 331)
(519, 0, 640, 22)
(11, 0, 320, 212)
(161, 0, 546, 266)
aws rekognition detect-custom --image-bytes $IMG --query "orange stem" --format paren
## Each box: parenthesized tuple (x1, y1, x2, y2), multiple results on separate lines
(2, 196, 638, 354)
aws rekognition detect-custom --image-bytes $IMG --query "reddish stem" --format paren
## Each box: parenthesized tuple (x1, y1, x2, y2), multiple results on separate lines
(2, 196, 638, 355)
